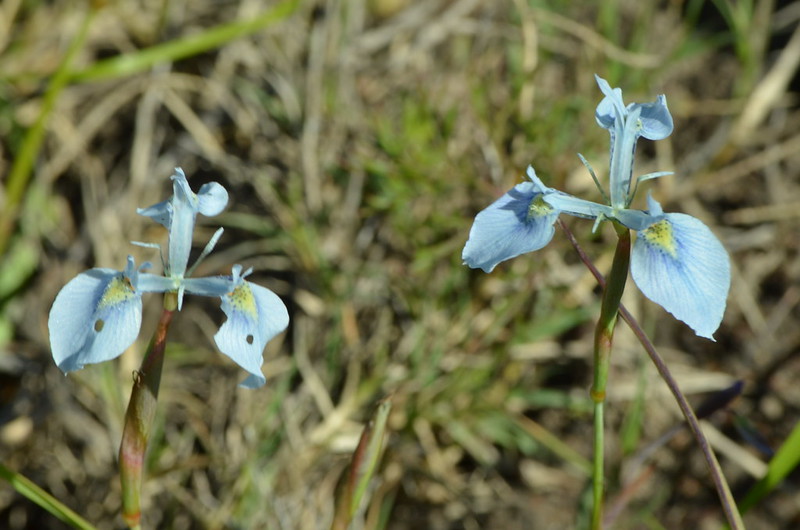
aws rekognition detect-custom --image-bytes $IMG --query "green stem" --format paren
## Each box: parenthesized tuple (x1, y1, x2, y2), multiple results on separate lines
(560, 220, 744, 530)
(119, 293, 177, 529)
(591, 223, 631, 530)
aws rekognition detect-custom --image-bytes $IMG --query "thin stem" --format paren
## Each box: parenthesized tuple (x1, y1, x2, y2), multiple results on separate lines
(119, 293, 177, 529)
(558, 220, 745, 530)
(590, 223, 631, 530)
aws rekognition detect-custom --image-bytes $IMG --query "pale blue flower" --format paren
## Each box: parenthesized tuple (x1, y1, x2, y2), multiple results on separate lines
(48, 168, 289, 387)
(463, 76, 730, 339)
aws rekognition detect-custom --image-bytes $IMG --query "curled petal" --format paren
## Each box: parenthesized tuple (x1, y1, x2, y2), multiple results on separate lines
(462, 182, 559, 273)
(214, 267, 289, 388)
(48, 257, 143, 372)
(632, 95, 673, 140)
(631, 213, 730, 339)
(197, 182, 228, 217)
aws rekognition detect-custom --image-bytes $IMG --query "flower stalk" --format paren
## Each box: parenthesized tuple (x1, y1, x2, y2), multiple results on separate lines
(119, 292, 177, 529)
(590, 223, 630, 529)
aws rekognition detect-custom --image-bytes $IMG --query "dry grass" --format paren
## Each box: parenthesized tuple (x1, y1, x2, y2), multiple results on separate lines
(1, 0, 800, 528)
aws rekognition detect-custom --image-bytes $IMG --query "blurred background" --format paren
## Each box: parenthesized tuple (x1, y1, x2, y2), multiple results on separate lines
(1, 0, 799, 528)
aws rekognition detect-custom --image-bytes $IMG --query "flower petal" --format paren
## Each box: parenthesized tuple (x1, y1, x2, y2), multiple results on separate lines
(594, 75, 626, 130)
(214, 267, 289, 388)
(542, 192, 611, 220)
(182, 276, 233, 297)
(136, 200, 172, 228)
(631, 212, 730, 339)
(613, 208, 658, 231)
(197, 182, 228, 217)
(462, 181, 559, 273)
(166, 168, 199, 276)
(48, 258, 143, 372)
(631, 95, 673, 140)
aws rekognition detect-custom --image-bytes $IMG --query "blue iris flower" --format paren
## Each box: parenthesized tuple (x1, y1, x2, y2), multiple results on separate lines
(462, 76, 730, 340)
(48, 168, 289, 388)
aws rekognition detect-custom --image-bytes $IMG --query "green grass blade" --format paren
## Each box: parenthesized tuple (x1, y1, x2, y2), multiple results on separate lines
(739, 420, 800, 514)
(70, 0, 299, 83)
(0, 462, 96, 529)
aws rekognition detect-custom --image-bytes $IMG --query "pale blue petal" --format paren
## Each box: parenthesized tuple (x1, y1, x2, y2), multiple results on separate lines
(214, 267, 289, 388)
(542, 193, 611, 220)
(182, 276, 232, 297)
(525, 165, 550, 193)
(631, 95, 673, 140)
(462, 182, 559, 273)
(631, 212, 730, 339)
(608, 105, 641, 208)
(613, 208, 658, 231)
(167, 168, 198, 276)
(594, 75, 626, 130)
(197, 182, 228, 217)
(136, 200, 172, 228)
(137, 273, 177, 293)
(48, 258, 143, 372)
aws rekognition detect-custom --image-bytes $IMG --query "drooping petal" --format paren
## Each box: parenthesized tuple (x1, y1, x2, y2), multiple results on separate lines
(214, 266, 289, 388)
(631, 212, 730, 339)
(462, 181, 559, 273)
(631, 94, 673, 140)
(48, 257, 143, 372)
(197, 182, 228, 217)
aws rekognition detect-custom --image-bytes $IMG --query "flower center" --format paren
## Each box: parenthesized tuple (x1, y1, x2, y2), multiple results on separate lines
(527, 195, 553, 221)
(640, 219, 677, 258)
(98, 275, 137, 308)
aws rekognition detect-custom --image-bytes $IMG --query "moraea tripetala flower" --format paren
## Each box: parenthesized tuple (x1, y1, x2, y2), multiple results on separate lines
(462, 75, 730, 339)
(48, 168, 289, 388)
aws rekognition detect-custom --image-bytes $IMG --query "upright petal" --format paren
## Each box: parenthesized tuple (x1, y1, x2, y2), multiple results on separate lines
(631, 212, 730, 339)
(594, 75, 626, 130)
(48, 257, 143, 372)
(138, 168, 231, 278)
(462, 181, 559, 273)
(166, 168, 199, 276)
(214, 266, 289, 388)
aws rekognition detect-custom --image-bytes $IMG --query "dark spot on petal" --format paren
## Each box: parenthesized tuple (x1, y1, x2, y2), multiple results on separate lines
(246, 334, 254, 345)
(94, 319, 104, 332)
